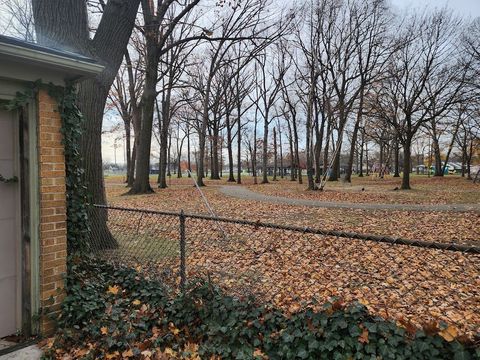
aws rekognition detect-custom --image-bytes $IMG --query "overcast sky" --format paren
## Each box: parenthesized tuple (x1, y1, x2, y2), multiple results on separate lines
(389, 0, 480, 18)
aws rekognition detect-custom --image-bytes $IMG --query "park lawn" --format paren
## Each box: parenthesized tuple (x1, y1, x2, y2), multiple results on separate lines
(104, 177, 479, 246)
(246, 175, 480, 205)
(100, 175, 480, 339)
(104, 173, 480, 205)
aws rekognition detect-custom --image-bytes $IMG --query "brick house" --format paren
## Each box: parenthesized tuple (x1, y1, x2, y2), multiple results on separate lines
(0, 35, 103, 337)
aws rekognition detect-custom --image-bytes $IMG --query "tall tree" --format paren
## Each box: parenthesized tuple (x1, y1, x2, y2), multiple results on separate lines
(373, 9, 466, 189)
(33, 0, 142, 247)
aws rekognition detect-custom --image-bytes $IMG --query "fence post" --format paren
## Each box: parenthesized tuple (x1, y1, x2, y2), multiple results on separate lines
(179, 210, 186, 292)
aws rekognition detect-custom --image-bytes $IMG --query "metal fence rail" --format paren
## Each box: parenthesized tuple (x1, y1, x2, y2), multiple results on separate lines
(89, 204, 480, 338)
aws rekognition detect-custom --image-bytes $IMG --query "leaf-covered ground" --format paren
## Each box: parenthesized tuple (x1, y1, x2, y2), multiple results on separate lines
(99, 175, 480, 338)
(105, 176, 479, 246)
(244, 176, 480, 205)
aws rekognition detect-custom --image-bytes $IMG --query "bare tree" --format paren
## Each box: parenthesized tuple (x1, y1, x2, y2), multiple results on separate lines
(128, 0, 202, 194)
(255, 45, 290, 184)
(1, 0, 35, 41)
(373, 9, 466, 189)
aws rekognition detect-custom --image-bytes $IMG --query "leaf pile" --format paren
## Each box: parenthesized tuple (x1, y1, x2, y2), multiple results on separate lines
(42, 258, 479, 359)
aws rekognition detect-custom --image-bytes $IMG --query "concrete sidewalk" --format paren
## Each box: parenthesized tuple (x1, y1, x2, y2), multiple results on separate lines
(0, 345, 42, 360)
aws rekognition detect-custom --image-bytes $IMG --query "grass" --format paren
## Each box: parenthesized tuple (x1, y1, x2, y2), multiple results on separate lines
(103, 228, 180, 262)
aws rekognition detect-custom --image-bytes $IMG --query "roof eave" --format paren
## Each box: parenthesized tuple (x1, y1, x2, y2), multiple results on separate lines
(0, 41, 104, 78)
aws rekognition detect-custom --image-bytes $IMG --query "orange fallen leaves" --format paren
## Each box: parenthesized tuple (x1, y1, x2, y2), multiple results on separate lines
(104, 177, 480, 339)
(358, 328, 369, 344)
(439, 325, 459, 342)
(107, 285, 121, 295)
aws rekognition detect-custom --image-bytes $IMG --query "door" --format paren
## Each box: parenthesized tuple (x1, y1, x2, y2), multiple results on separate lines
(0, 109, 20, 337)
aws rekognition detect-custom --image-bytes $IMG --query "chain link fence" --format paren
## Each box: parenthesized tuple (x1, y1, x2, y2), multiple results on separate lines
(89, 204, 480, 339)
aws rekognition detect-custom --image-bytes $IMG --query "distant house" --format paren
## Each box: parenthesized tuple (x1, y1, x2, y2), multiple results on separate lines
(0, 35, 103, 337)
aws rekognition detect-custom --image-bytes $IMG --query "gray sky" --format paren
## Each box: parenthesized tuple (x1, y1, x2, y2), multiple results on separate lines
(389, 0, 480, 18)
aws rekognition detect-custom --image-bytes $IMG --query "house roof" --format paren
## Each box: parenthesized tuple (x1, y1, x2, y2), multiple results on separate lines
(0, 35, 104, 83)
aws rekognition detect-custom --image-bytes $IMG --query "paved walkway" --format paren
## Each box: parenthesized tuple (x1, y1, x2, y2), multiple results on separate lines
(0, 345, 42, 360)
(220, 186, 480, 213)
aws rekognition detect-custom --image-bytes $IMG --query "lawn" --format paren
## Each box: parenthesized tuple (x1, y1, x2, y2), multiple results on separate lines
(99, 174, 480, 337)
(104, 174, 479, 245)
(245, 175, 480, 205)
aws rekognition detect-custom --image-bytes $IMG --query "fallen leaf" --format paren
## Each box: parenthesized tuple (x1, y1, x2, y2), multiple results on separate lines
(107, 285, 120, 295)
(122, 349, 134, 358)
(358, 328, 369, 344)
(439, 325, 458, 342)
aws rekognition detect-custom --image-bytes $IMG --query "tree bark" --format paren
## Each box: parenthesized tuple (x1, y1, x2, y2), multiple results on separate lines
(273, 126, 278, 181)
(211, 126, 221, 180)
(187, 124, 192, 177)
(128, 28, 157, 194)
(278, 122, 284, 179)
(33, 0, 141, 249)
(226, 111, 235, 182)
(401, 137, 412, 190)
(287, 121, 295, 181)
(345, 91, 364, 183)
(393, 137, 400, 177)
(432, 136, 443, 176)
(237, 104, 242, 184)
(262, 116, 269, 184)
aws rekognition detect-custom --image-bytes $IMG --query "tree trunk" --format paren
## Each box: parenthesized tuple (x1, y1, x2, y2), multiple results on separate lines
(292, 117, 302, 184)
(187, 124, 192, 177)
(401, 137, 412, 190)
(345, 124, 359, 182)
(237, 107, 242, 184)
(253, 114, 258, 184)
(345, 91, 363, 183)
(278, 122, 284, 179)
(365, 139, 369, 176)
(211, 126, 220, 180)
(33, 0, 141, 249)
(262, 116, 269, 184)
(129, 31, 158, 194)
(432, 136, 443, 177)
(314, 109, 324, 183)
(328, 131, 343, 181)
(306, 84, 315, 190)
(167, 131, 172, 177)
(287, 121, 295, 181)
(123, 114, 132, 185)
(358, 129, 364, 177)
(226, 113, 235, 182)
(393, 137, 400, 177)
(323, 120, 331, 180)
(273, 126, 278, 181)
(128, 142, 136, 186)
(158, 129, 168, 188)
(197, 81, 211, 186)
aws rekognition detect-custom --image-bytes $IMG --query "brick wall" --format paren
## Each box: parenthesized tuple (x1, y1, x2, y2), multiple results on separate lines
(37, 88, 67, 334)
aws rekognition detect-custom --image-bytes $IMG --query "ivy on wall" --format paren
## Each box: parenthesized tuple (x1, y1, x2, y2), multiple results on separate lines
(2, 80, 90, 254)
(47, 82, 90, 254)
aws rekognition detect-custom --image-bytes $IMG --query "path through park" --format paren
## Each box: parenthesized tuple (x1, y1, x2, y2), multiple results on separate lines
(220, 185, 480, 213)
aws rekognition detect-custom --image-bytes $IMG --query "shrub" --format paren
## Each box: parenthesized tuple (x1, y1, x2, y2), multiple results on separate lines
(42, 258, 480, 359)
